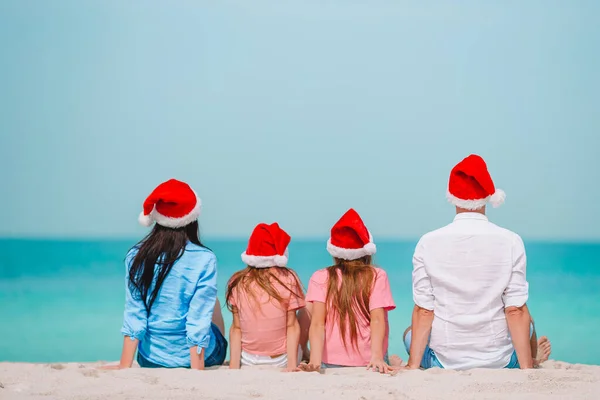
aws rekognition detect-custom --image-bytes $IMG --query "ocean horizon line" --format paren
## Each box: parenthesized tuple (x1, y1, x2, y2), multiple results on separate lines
(1, 236, 600, 246)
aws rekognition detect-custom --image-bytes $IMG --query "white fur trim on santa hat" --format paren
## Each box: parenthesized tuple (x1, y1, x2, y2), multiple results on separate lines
(326, 234, 377, 261)
(241, 248, 289, 268)
(139, 192, 202, 229)
(489, 189, 506, 208)
(446, 189, 506, 210)
(446, 191, 489, 210)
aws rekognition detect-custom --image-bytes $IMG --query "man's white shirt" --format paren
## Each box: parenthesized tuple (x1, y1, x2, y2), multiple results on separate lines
(412, 212, 529, 370)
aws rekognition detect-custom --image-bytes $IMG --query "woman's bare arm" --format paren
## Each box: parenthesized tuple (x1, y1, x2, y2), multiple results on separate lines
(189, 347, 205, 370)
(100, 337, 138, 370)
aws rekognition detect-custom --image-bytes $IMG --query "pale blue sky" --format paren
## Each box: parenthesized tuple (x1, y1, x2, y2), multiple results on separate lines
(1, 1, 599, 240)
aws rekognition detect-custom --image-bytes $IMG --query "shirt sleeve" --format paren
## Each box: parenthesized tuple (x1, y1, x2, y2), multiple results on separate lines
(287, 273, 306, 311)
(412, 238, 435, 310)
(502, 235, 529, 308)
(121, 251, 148, 340)
(305, 271, 327, 303)
(186, 253, 218, 351)
(369, 269, 396, 311)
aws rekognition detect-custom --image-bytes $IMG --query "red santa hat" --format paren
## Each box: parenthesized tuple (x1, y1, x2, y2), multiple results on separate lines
(327, 208, 376, 260)
(138, 179, 201, 228)
(241, 223, 291, 268)
(446, 154, 506, 210)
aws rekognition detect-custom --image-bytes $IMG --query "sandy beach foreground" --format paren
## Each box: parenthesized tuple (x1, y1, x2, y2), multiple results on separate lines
(1, 361, 599, 400)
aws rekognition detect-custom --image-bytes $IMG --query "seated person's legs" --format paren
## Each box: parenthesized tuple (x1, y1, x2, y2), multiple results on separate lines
(403, 326, 443, 369)
(505, 317, 551, 369)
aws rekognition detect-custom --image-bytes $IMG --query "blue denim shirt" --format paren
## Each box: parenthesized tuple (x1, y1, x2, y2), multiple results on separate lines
(121, 242, 218, 368)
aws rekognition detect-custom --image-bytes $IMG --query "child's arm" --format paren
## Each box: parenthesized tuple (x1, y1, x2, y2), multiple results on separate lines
(367, 308, 393, 373)
(229, 310, 242, 369)
(297, 306, 312, 361)
(285, 310, 301, 371)
(367, 269, 398, 373)
(303, 301, 326, 371)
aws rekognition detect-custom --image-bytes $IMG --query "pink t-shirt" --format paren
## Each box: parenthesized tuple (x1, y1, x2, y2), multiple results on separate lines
(305, 267, 395, 366)
(229, 270, 306, 356)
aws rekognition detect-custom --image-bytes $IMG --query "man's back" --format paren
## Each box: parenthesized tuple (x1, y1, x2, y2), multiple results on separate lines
(413, 212, 528, 369)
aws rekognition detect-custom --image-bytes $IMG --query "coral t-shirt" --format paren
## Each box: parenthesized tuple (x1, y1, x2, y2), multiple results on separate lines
(305, 267, 395, 366)
(229, 270, 306, 356)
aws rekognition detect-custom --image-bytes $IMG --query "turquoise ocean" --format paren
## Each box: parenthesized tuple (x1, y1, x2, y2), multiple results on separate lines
(1, 239, 599, 365)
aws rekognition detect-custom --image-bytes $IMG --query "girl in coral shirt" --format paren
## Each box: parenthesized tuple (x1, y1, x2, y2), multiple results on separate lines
(226, 223, 308, 371)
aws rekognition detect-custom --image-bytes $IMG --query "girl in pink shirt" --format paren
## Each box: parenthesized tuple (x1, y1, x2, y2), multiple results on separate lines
(226, 223, 308, 371)
(300, 209, 397, 373)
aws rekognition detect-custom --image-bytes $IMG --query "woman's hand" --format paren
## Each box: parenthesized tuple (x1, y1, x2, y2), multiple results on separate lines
(366, 357, 398, 374)
(298, 362, 321, 373)
(98, 364, 129, 370)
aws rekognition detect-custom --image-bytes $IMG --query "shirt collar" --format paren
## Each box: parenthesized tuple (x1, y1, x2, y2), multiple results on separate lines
(453, 212, 489, 222)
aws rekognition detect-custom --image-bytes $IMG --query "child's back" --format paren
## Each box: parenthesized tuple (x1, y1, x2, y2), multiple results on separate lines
(227, 222, 307, 370)
(230, 268, 304, 356)
(306, 265, 394, 366)
(302, 209, 396, 372)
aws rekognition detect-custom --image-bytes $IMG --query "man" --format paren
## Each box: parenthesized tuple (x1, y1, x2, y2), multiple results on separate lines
(403, 154, 551, 370)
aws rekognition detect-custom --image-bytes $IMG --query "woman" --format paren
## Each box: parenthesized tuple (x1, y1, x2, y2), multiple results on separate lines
(104, 179, 227, 369)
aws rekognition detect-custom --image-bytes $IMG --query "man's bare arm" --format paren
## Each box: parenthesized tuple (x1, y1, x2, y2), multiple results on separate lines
(406, 305, 434, 369)
(505, 304, 533, 369)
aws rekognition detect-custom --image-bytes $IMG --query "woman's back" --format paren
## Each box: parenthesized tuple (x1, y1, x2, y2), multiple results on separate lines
(123, 242, 218, 367)
(108, 179, 226, 370)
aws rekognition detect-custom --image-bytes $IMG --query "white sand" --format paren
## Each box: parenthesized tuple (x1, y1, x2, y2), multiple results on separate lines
(1, 361, 599, 400)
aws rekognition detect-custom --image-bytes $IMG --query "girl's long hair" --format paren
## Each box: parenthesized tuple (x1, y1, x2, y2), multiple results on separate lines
(326, 255, 376, 350)
(128, 221, 205, 314)
(226, 266, 304, 312)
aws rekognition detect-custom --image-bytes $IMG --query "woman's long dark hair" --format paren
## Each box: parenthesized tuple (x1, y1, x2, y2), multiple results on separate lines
(128, 221, 204, 314)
